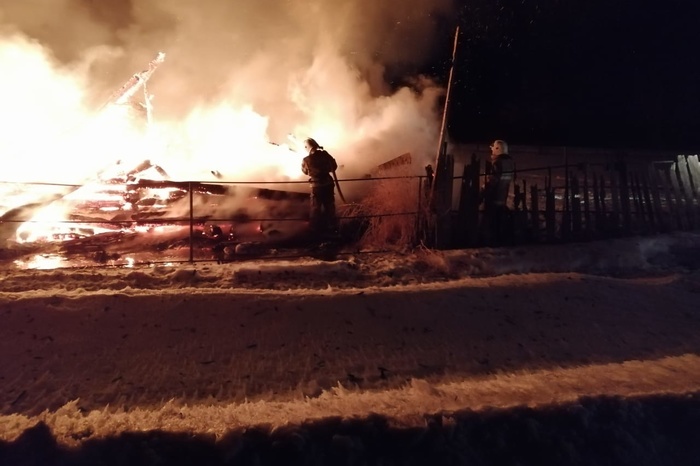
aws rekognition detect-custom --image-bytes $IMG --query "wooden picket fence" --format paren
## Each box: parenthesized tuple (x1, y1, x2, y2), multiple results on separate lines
(434, 153, 700, 248)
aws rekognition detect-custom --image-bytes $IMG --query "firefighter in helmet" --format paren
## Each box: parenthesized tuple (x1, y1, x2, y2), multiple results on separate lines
(301, 138, 339, 238)
(481, 139, 515, 243)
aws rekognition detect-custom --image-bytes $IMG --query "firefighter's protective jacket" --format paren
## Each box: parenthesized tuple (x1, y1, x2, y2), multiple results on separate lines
(302, 150, 338, 188)
(483, 154, 515, 208)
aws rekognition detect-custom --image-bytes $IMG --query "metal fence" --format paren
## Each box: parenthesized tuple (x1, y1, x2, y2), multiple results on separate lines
(0, 174, 429, 268)
(2, 152, 698, 268)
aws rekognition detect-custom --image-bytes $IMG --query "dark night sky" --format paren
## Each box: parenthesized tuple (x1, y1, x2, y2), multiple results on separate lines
(417, 0, 700, 151)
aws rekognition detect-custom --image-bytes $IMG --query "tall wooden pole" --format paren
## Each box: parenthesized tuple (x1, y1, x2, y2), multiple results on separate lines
(428, 26, 460, 207)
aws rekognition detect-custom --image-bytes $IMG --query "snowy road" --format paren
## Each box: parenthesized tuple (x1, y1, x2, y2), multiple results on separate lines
(1, 232, 700, 454)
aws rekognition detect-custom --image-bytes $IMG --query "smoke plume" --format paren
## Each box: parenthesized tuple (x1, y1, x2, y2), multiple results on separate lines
(0, 0, 455, 185)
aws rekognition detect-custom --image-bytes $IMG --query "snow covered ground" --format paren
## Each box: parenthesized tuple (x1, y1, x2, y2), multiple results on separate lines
(1, 232, 699, 465)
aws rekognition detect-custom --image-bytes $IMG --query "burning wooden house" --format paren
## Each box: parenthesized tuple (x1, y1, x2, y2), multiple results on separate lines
(0, 53, 315, 268)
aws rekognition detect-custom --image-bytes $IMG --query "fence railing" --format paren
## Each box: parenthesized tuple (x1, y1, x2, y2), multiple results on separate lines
(1, 152, 698, 268)
(444, 153, 700, 248)
(0, 174, 429, 267)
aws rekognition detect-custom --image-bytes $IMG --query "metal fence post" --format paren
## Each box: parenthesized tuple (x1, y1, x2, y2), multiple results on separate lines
(415, 175, 423, 242)
(189, 182, 194, 263)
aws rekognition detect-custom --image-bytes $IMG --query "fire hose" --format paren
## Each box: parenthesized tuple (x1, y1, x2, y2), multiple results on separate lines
(332, 170, 346, 204)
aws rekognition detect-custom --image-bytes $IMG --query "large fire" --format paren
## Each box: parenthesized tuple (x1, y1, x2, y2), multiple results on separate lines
(0, 1, 452, 267)
(0, 44, 321, 268)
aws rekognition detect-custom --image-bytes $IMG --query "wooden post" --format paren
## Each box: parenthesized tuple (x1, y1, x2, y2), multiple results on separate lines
(545, 167, 556, 241)
(657, 162, 683, 230)
(561, 162, 571, 240)
(415, 175, 424, 241)
(631, 171, 646, 233)
(592, 174, 603, 235)
(599, 174, 610, 234)
(679, 155, 699, 227)
(419, 165, 435, 245)
(530, 184, 540, 242)
(570, 173, 582, 237)
(426, 27, 460, 248)
(636, 171, 653, 233)
(428, 27, 460, 209)
(686, 154, 700, 187)
(511, 180, 527, 244)
(581, 164, 592, 236)
(672, 156, 694, 229)
(457, 154, 481, 247)
(432, 143, 454, 248)
(685, 155, 700, 221)
(610, 166, 621, 233)
(617, 159, 632, 234)
(645, 165, 664, 232)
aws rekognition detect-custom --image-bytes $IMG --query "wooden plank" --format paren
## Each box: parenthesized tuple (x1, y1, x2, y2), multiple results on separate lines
(609, 167, 621, 233)
(570, 173, 582, 236)
(428, 27, 460, 207)
(616, 160, 632, 233)
(600, 173, 614, 235)
(545, 168, 556, 241)
(561, 164, 571, 240)
(514, 180, 526, 211)
(433, 147, 454, 248)
(681, 155, 700, 222)
(657, 162, 683, 230)
(645, 165, 665, 232)
(530, 184, 540, 242)
(592, 174, 603, 235)
(581, 164, 592, 235)
(686, 154, 700, 198)
(638, 170, 657, 233)
(669, 157, 693, 229)
(456, 154, 481, 247)
(418, 164, 435, 244)
(630, 171, 647, 233)
(512, 181, 526, 244)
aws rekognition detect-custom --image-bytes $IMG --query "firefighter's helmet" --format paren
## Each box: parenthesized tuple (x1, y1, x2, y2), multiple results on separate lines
(490, 140, 509, 156)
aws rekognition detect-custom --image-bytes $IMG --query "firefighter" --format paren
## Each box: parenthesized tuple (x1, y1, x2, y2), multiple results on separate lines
(301, 138, 338, 239)
(481, 139, 515, 244)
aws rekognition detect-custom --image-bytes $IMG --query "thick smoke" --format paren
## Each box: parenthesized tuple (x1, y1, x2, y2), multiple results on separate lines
(0, 0, 455, 185)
